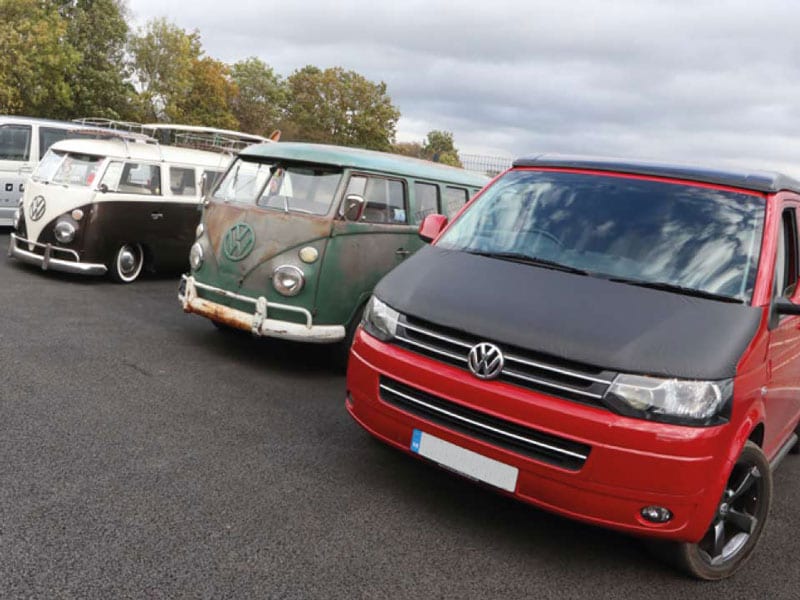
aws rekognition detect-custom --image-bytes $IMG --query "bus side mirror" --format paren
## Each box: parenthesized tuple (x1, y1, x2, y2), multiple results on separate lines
(343, 194, 366, 221)
(418, 214, 448, 242)
(774, 296, 800, 316)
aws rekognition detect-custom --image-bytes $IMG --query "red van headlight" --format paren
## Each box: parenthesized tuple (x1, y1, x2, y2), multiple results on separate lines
(604, 374, 732, 426)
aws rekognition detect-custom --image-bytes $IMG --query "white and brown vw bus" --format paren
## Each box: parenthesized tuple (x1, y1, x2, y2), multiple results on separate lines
(8, 133, 251, 282)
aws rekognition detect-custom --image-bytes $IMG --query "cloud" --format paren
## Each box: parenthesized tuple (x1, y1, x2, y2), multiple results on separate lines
(127, 0, 800, 174)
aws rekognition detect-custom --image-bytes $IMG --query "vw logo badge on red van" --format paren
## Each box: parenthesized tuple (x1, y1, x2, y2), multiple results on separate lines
(467, 342, 505, 380)
(29, 195, 46, 221)
(222, 222, 255, 261)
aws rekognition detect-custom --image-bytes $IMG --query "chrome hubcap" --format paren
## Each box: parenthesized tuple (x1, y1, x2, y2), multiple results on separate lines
(119, 248, 137, 274)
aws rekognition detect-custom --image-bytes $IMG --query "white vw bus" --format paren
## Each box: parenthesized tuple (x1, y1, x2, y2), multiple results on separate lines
(8, 132, 255, 282)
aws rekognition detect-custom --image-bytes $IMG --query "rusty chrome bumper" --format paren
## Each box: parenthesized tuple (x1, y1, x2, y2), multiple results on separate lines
(8, 233, 107, 276)
(179, 275, 346, 343)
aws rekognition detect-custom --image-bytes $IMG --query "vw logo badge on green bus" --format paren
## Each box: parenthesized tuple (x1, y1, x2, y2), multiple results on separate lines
(222, 223, 256, 261)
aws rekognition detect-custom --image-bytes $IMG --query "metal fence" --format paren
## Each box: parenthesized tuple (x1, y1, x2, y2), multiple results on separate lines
(460, 153, 513, 177)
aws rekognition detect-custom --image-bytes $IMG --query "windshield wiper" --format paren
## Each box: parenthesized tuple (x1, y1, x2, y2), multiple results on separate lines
(608, 277, 744, 303)
(467, 250, 590, 275)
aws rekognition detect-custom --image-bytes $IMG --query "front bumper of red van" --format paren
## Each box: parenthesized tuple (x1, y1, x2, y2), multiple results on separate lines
(346, 328, 737, 543)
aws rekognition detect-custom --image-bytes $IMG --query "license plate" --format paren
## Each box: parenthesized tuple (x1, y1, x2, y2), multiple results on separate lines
(410, 429, 518, 492)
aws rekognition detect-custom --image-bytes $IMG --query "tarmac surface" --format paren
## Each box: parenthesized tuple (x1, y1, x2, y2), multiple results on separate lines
(0, 230, 798, 599)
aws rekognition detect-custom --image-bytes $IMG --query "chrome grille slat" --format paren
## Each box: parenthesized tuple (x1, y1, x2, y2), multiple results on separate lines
(503, 353, 614, 385)
(394, 316, 617, 406)
(502, 369, 604, 399)
(379, 377, 591, 471)
(380, 383, 588, 461)
(394, 333, 468, 364)
(399, 321, 474, 350)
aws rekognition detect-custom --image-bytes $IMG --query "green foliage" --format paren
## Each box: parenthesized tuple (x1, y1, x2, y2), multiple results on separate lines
(284, 66, 400, 151)
(54, 0, 134, 120)
(128, 18, 202, 121)
(391, 141, 424, 158)
(175, 56, 239, 130)
(392, 131, 463, 168)
(230, 57, 286, 137)
(0, 0, 80, 116)
(0, 9, 412, 153)
(422, 130, 462, 167)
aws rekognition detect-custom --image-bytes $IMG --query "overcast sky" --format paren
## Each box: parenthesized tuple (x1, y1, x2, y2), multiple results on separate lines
(126, 0, 800, 174)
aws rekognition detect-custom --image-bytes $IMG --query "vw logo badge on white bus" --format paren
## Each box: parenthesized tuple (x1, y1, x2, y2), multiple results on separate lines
(29, 195, 46, 221)
(467, 342, 505, 380)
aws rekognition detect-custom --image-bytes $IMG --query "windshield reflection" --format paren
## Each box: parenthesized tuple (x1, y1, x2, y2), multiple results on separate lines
(437, 170, 766, 302)
(212, 158, 341, 216)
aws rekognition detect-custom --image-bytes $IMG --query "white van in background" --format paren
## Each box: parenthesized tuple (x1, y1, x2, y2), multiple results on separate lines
(0, 116, 122, 226)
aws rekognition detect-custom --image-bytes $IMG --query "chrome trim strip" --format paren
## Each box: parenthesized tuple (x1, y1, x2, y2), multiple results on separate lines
(770, 433, 798, 472)
(401, 319, 613, 385)
(380, 383, 588, 461)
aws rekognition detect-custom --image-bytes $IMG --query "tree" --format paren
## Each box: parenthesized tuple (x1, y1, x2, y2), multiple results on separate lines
(391, 131, 463, 168)
(391, 141, 424, 158)
(284, 66, 399, 151)
(422, 130, 462, 167)
(54, 0, 135, 120)
(230, 57, 286, 137)
(0, 0, 80, 116)
(128, 18, 201, 121)
(171, 56, 238, 129)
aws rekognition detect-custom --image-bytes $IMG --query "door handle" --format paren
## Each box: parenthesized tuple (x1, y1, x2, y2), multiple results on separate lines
(151, 212, 164, 220)
(395, 248, 411, 258)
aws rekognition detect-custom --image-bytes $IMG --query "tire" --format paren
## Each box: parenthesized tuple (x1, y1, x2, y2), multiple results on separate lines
(655, 441, 772, 580)
(330, 304, 365, 372)
(110, 243, 144, 283)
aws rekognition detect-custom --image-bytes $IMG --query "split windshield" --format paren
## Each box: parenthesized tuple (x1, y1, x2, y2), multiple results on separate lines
(33, 149, 104, 188)
(437, 170, 766, 302)
(211, 157, 342, 216)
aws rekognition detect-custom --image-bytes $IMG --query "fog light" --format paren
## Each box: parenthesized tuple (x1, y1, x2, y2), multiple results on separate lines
(54, 220, 76, 243)
(640, 506, 673, 523)
(299, 246, 319, 263)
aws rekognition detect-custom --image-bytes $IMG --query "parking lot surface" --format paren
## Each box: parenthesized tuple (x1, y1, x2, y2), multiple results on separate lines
(0, 230, 798, 599)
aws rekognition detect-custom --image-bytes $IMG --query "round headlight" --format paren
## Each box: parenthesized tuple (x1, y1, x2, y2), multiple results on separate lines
(54, 220, 76, 243)
(272, 265, 305, 296)
(195, 223, 204, 239)
(189, 242, 204, 271)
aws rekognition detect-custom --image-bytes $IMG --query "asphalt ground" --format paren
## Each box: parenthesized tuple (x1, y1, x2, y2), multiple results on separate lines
(0, 229, 798, 599)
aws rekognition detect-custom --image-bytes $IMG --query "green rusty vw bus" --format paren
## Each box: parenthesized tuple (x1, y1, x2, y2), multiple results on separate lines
(178, 142, 487, 361)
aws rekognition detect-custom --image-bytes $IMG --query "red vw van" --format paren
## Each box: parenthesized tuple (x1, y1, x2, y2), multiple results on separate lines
(346, 156, 800, 579)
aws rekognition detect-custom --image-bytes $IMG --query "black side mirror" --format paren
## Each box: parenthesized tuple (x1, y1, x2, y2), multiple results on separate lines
(343, 194, 366, 221)
(774, 296, 800, 316)
(769, 296, 800, 329)
(98, 183, 108, 193)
